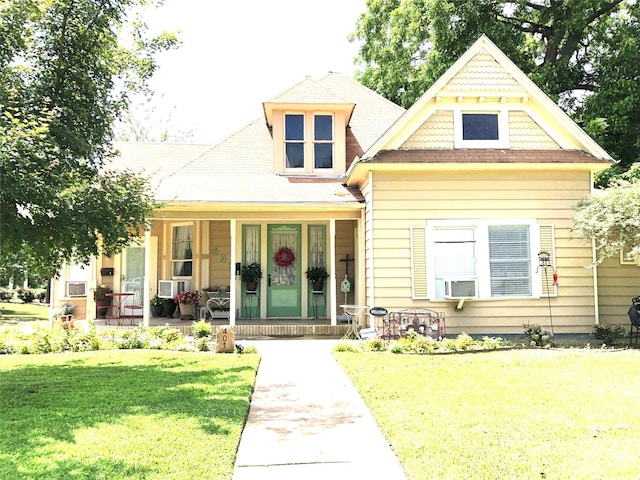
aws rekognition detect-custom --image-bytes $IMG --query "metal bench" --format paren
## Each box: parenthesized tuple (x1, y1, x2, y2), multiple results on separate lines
(379, 308, 446, 341)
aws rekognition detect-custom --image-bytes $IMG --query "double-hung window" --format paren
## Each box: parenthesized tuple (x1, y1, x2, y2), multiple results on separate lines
(284, 113, 334, 170)
(285, 114, 305, 168)
(314, 114, 333, 169)
(172, 225, 193, 277)
(412, 220, 545, 300)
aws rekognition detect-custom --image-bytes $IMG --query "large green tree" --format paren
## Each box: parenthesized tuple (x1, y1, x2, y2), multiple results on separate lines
(350, 0, 640, 178)
(0, 0, 178, 277)
(572, 165, 640, 262)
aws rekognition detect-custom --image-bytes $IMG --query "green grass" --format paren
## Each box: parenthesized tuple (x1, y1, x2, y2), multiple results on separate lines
(0, 350, 260, 480)
(335, 349, 640, 480)
(0, 302, 49, 328)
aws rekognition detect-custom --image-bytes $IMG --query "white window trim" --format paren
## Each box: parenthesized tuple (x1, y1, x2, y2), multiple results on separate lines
(620, 248, 640, 265)
(426, 219, 541, 300)
(453, 107, 509, 149)
(59, 262, 90, 299)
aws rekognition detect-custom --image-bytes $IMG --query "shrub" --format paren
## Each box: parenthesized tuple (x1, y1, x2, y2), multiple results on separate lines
(333, 341, 363, 353)
(592, 324, 627, 345)
(192, 320, 213, 339)
(195, 337, 210, 351)
(364, 337, 386, 352)
(0, 289, 14, 302)
(17, 288, 36, 304)
(523, 323, 553, 348)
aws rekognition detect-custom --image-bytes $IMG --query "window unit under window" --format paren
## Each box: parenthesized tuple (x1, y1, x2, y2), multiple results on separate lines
(284, 113, 334, 171)
(411, 220, 553, 300)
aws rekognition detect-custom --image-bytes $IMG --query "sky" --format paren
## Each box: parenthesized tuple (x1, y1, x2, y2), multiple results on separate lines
(132, 0, 368, 144)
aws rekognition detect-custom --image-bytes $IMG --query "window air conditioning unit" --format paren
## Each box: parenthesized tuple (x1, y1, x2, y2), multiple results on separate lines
(66, 281, 87, 297)
(444, 279, 478, 299)
(158, 280, 191, 299)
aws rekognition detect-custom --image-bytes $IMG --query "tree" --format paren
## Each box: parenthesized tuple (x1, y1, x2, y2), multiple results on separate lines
(350, 0, 640, 178)
(0, 0, 178, 277)
(572, 165, 640, 263)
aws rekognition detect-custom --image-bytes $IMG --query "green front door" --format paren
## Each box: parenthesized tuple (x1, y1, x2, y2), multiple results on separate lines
(267, 224, 301, 317)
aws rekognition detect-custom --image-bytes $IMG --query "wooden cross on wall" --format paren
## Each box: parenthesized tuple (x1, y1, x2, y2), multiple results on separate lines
(340, 253, 354, 277)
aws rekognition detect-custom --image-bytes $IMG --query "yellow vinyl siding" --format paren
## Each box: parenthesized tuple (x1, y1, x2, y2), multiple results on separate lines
(402, 111, 454, 149)
(510, 111, 560, 149)
(369, 169, 596, 333)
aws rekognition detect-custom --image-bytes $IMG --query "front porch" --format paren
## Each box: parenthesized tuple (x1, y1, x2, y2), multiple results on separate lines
(93, 316, 351, 339)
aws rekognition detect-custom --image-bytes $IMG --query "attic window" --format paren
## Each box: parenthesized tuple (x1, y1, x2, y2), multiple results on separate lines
(462, 113, 498, 140)
(454, 109, 508, 148)
(285, 114, 304, 168)
(284, 113, 334, 171)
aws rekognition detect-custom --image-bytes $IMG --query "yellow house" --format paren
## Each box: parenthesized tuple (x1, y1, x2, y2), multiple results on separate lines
(53, 36, 639, 336)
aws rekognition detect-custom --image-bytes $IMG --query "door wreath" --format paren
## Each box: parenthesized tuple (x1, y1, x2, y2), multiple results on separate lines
(275, 247, 295, 267)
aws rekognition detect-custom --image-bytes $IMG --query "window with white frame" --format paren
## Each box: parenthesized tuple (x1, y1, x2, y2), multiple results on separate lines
(454, 110, 508, 148)
(285, 114, 305, 168)
(172, 225, 193, 277)
(314, 114, 333, 169)
(284, 113, 334, 170)
(416, 220, 539, 300)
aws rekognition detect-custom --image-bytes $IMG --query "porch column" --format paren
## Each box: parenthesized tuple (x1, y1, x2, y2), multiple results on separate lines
(229, 219, 237, 326)
(143, 229, 151, 327)
(329, 219, 337, 326)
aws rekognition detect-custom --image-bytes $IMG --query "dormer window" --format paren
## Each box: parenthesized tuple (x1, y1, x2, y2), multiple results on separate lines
(454, 109, 508, 148)
(284, 113, 334, 171)
(285, 114, 305, 168)
(314, 114, 333, 169)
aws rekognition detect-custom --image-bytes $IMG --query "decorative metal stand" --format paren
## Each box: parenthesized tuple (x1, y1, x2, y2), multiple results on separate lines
(537, 251, 557, 339)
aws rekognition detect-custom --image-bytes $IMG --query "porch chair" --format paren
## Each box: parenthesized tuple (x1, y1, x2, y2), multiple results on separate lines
(123, 289, 144, 326)
(629, 296, 640, 346)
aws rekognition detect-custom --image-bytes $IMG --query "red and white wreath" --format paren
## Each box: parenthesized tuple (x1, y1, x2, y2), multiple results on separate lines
(275, 247, 295, 267)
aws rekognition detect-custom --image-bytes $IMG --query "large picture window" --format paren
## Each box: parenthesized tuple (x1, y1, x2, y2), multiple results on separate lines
(172, 225, 193, 277)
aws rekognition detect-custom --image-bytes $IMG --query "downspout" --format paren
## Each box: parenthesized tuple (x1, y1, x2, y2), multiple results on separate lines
(229, 219, 237, 326)
(592, 239, 600, 325)
(143, 229, 151, 327)
(589, 171, 600, 326)
(364, 171, 373, 327)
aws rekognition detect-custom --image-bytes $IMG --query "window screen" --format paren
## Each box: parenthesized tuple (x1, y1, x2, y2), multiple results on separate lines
(489, 225, 531, 296)
(462, 113, 499, 140)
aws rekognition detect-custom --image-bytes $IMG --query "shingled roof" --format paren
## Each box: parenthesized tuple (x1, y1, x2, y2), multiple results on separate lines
(111, 72, 405, 206)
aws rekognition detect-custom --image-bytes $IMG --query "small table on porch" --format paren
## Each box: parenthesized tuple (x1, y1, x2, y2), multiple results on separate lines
(206, 291, 231, 319)
(103, 292, 133, 326)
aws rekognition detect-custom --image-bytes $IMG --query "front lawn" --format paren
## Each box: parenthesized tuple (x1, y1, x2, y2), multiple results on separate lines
(335, 348, 640, 480)
(0, 302, 49, 327)
(0, 350, 260, 480)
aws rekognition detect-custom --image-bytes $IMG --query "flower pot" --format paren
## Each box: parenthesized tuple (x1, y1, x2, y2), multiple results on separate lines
(245, 281, 258, 292)
(312, 280, 325, 292)
(179, 302, 196, 320)
(163, 299, 177, 317)
(151, 304, 164, 317)
(96, 297, 112, 319)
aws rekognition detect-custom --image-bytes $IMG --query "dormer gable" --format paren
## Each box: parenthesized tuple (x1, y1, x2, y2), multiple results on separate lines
(263, 76, 355, 175)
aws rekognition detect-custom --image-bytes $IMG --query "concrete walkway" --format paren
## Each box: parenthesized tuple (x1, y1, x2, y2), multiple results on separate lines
(233, 339, 407, 480)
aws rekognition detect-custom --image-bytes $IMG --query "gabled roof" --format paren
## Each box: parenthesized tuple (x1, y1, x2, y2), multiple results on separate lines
(111, 72, 404, 208)
(349, 35, 612, 179)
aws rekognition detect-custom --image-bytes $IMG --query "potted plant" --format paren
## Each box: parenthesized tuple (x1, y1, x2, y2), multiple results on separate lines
(93, 284, 112, 318)
(241, 262, 262, 291)
(57, 303, 75, 324)
(305, 266, 329, 291)
(174, 289, 201, 320)
(150, 294, 164, 317)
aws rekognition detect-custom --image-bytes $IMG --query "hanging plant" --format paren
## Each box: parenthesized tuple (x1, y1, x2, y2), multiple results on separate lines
(274, 247, 295, 267)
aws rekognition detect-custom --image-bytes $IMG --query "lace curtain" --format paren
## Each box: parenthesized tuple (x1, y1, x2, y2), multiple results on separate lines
(172, 225, 192, 276)
(271, 231, 296, 285)
(309, 225, 325, 268)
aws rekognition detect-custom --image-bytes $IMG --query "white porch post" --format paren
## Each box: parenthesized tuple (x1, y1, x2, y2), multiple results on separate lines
(143, 229, 151, 327)
(329, 219, 337, 326)
(229, 219, 237, 326)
